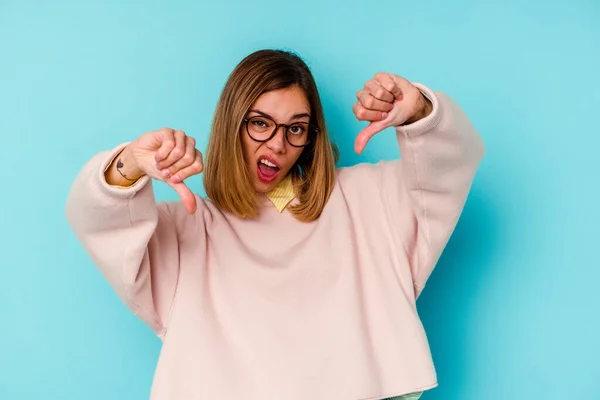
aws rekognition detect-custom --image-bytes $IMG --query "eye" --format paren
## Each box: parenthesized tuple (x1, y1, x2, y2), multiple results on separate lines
(288, 124, 306, 135)
(252, 119, 268, 128)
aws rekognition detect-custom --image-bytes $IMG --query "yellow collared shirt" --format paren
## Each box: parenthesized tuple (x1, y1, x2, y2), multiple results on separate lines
(265, 173, 295, 212)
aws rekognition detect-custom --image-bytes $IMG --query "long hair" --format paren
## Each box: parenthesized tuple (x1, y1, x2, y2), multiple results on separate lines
(203, 49, 339, 222)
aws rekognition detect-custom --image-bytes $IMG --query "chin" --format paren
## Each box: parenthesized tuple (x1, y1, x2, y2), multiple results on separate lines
(254, 177, 278, 193)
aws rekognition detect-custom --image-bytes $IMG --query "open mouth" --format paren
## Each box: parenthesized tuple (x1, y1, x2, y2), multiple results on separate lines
(257, 157, 281, 183)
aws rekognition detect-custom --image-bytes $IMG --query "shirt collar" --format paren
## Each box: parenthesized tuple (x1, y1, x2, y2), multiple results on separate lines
(266, 174, 295, 212)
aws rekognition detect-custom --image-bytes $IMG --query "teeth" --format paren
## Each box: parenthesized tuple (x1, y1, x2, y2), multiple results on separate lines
(260, 159, 277, 168)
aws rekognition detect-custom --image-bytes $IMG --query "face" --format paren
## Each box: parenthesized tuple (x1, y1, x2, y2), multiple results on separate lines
(242, 85, 311, 193)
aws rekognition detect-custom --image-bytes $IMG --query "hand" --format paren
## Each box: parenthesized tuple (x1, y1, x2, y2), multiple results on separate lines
(353, 72, 432, 154)
(126, 128, 204, 213)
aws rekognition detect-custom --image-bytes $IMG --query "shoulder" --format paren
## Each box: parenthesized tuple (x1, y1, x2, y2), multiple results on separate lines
(330, 160, 403, 210)
(323, 160, 405, 221)
(336, 159, 402, 189)
(156, 194, 218, 236)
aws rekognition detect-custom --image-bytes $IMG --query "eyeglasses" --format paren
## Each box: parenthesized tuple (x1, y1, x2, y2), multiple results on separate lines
(243, 115, 317, 148)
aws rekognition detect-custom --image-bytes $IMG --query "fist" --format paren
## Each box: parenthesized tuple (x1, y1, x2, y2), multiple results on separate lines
(127, 128, 203, 213)
(353, 72, 431, 154)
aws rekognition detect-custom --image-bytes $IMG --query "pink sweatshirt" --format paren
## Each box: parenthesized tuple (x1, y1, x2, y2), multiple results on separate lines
(65, 84, 484, 400)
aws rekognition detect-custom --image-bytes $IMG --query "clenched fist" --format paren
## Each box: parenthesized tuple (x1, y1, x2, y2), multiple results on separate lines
(106, 128, 203, 214)
(353, 72, 433, 154)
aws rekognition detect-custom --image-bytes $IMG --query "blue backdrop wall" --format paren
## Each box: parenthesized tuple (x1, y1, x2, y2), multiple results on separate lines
(1, 0, 599, 399)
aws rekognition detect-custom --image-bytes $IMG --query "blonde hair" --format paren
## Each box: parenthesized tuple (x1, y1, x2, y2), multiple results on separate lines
(204, 49, 339, 222)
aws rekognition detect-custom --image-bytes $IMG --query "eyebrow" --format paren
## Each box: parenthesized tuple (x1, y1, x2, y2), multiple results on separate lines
(248, 109, 311, 123)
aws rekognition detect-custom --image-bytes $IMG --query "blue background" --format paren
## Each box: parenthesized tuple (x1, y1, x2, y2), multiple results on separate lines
(1, 0, 599, 399)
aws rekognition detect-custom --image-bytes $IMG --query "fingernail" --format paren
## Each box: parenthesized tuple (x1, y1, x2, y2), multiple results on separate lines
(161, 169, 171, 178)
(382, 112, 388, 119)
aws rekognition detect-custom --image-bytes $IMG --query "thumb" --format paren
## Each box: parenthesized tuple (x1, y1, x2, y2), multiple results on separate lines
(354, 120, 388, 154)
(167, 180, 197, 214)
(388, 73, 407, 100)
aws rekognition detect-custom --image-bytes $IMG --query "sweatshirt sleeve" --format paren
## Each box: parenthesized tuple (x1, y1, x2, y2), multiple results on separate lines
(65, 143, 198, 338)
(382, 84, 485, 298)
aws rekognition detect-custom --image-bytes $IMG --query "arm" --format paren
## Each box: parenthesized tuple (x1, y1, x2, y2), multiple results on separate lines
(385, 84, 485, 297)
(352, 74, 484, 298)
(65, 144, 199, 338)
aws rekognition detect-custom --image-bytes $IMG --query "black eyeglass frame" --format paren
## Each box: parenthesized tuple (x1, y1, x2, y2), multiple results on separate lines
(243, 116, 318, 148)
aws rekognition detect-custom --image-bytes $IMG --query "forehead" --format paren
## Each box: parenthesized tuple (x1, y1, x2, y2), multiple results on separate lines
(250, 86, 311, 120)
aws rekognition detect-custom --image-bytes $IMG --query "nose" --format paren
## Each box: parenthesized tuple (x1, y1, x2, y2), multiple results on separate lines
(265, 126, 287, 154)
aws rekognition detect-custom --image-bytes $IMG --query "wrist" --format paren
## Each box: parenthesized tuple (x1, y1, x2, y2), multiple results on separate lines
(119, 146, 144, 179)
(404, 93, 433, 125)
(105, 146, 145, 187)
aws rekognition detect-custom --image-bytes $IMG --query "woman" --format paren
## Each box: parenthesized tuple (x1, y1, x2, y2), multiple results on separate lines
(66, 49, 484, 400)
